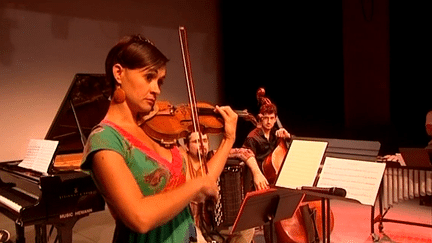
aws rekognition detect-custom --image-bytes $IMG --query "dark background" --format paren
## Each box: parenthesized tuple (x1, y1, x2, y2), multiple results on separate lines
(220, 1, 431, 154)
(1, 0, 430, 157)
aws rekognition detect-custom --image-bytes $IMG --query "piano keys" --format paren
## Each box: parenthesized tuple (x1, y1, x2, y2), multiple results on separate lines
(0, 160, 105, 242)
(0, 74, 111, 243)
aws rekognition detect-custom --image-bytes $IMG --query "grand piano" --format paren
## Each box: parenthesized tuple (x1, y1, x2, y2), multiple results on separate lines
(0, 74, 111, 243)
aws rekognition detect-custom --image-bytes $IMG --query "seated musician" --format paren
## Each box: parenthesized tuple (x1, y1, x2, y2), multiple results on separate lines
(181, 131, 257, 243)
(241, 103, 292, 243)
(81, 34, 238, 243)
(242, 103, 291, 187)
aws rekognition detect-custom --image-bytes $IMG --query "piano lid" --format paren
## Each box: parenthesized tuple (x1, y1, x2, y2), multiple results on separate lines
(44, 74, 111, 155)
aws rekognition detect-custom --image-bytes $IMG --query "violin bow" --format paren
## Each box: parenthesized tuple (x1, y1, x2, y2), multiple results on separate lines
(179, 26, 208, 174)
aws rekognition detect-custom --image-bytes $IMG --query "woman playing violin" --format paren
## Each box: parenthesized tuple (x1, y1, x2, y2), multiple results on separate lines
(81, 35, 238, 243)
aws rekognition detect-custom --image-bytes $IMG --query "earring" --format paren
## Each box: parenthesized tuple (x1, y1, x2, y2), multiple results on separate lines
(113, 87, 126, 103)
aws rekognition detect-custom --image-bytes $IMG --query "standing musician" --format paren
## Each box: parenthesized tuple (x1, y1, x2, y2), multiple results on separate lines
(384, 108, 432, 206)
(182, 131, 256, 243)
(80, 35, 238, 243)
(383, 108, 432, 159)
(423, 109, 432, 205)
(426, 109, 432, 150)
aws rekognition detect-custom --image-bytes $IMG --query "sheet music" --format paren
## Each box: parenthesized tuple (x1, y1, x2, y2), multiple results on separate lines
(275, 140, 328, 189)
(19, 139, 58, 173)
(317, 157, 386, 206)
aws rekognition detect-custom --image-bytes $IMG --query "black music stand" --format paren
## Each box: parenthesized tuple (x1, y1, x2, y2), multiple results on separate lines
(274, 137, 381, 242)
(230, 188, 304, 243)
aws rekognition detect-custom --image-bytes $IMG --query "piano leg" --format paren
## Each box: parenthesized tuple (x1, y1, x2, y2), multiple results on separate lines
(15, 223, 25, 243)
(54, 217, 80, 243)
(14, 224, 48, 243)
(35, 224, 47, 243)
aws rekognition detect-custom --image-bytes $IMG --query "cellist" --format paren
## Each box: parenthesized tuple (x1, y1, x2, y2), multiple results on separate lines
(242, 102, 292, 243)
(242, 103, 291, 184)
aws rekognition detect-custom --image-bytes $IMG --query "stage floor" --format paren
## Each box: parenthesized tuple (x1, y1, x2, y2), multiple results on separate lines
(1, 198, 431, 242)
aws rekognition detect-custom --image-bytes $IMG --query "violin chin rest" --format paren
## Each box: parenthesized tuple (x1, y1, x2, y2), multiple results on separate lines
(140, 102, 161, 124)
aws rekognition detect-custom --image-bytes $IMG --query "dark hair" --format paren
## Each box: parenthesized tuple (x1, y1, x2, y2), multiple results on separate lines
(184, 132, 201, 146)
(105, 35, 169, 94)
(184, 132, 192, 146)
(259, 103, 277, 116)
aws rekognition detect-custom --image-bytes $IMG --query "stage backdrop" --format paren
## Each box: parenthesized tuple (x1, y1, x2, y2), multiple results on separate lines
(0, 0, 222, 161)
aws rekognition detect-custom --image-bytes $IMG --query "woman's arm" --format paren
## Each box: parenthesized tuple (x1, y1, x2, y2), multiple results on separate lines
(91, 150, 218, 233)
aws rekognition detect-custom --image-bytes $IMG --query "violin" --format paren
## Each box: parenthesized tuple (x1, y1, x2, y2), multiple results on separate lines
(142, 100, 257, 148)
(257, 88, 334, 243)
(141, 100, 223, 147)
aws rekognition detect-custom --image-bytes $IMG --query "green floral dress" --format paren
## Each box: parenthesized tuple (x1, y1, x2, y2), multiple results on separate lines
(81, 120, 196, 243)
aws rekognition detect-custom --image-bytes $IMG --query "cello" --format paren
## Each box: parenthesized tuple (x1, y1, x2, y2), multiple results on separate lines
(257, 88, 334, 243)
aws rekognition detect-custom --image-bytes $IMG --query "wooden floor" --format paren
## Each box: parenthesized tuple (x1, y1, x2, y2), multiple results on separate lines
(1, 198, 431, 242)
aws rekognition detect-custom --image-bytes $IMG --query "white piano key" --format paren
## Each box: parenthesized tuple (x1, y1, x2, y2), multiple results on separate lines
(0, 194, 22, 213)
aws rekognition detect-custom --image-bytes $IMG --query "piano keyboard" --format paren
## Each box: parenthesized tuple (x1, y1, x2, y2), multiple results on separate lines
(0, 194, 22, 213)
